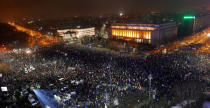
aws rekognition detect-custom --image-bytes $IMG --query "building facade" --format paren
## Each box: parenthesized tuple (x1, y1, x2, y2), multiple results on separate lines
(111, 22, 177, 45)
(178, 14, 210, 36)
(193, 14, 210, 33)
(57, 27, 95, 40)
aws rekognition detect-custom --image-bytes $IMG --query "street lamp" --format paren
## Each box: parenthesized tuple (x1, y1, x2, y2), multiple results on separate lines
(207, 33, 210, 37)
(119, 11, 123, 17)
(148, 74, 153, 108)
(148, 74, 153, 99)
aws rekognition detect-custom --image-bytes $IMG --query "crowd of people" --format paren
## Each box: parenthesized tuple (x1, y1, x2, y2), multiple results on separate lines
(0, 42, 209, 108)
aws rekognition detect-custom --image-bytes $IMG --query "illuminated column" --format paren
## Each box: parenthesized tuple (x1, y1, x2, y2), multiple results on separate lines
(146, 31, 148, 39)
(118, 30, 119, 36)
(142, 31, 144, 39)
(139, 31, 141, 39)
(134, 31, 137, 38)
(145, 31, 148, 39)
(130, 30, 133, 37)
(127, 29, 129, 37)
(131, 30, 133, 37)
(136, 31, 138, 38)
(128, 30, 130, 37)
(122, 30, 124, 37)
(132, 30, 134, 38)
(133, 30, 135, 38)
(149, 31, 150, 39)
(126, 30, 127, 37)
(118, 30, 120, 36)
(143, 31, 145, 39)
(124, 30, 126, 37)
(137, 31, 139, 38)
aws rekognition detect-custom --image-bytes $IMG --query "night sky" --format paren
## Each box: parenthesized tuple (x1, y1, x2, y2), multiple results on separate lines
(0, 0, 209, 20)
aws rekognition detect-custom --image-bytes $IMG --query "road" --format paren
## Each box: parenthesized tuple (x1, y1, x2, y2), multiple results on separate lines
(8, 22, 60, 47)
(150, 28, 210, 54)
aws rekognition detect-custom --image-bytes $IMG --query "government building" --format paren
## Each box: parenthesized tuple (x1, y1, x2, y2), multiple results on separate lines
(111, 22, 177, 45)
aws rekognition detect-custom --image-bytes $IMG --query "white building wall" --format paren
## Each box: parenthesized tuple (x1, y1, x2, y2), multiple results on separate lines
(70, 27, 95, 38)
(151, 22, 177, 45)
(57, 27, 95, 39)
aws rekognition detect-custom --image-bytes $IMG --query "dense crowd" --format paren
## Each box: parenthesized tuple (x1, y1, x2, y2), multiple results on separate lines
(0, 43, 209, 108)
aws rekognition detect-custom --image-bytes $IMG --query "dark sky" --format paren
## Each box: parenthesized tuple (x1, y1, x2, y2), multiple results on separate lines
(0, 0, 209, 20)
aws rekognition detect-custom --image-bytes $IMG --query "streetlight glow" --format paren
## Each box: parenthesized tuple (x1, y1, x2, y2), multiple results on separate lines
(119, 12, 123, 17)
(208, 33, 210, 37)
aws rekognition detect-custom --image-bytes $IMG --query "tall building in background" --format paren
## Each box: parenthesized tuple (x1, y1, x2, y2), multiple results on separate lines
(193, 14, 210, 33)
(111, 22, 177, 45)
(178, 14, 210, 36)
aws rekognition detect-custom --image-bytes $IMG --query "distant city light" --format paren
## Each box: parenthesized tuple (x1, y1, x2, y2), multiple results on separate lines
(184, 16, 195, 19)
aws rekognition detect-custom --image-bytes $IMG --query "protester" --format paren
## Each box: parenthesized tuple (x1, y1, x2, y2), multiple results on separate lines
(0, 43, 209, 107)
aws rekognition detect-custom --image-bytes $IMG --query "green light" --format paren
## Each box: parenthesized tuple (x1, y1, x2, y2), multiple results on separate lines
(184, 16, 195, 19)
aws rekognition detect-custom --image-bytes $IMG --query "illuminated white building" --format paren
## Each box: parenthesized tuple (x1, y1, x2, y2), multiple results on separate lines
(57, 27, 95, 39)
(57, 30, 76, 40)
(111, 22, 177, 45)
